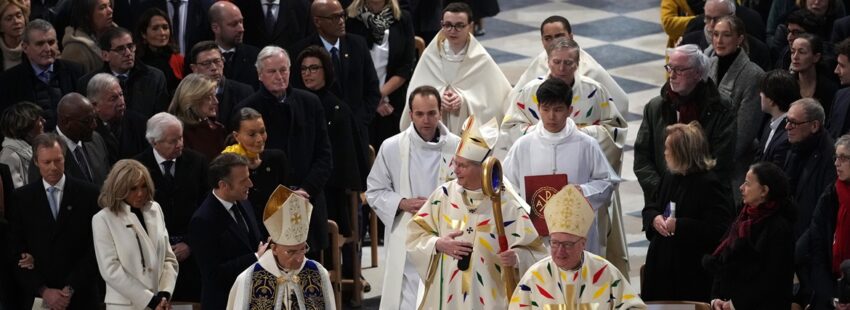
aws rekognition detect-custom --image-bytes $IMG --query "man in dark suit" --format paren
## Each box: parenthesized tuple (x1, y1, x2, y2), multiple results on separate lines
(830, 38, 850, 139)
(291, 0, 381, 154)
(77, 27, 170, 120)
(134, 112, 208, 302)
(188, 153, 267, 310)
(189, 41, 254, 127)
(29, 93, 111, 186)
(235, 45, 332, 256)
(234, 0, 310, 51)
(86, 73, 148, 160)
(209, 1, 260, 89)
(757, 70, 799, 167)
(0, 19, 84, 131)
(6, 133, 101, 309)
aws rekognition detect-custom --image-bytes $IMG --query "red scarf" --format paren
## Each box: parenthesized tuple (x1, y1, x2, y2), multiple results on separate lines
(713, 201, 781, 256)
(833, 180, 850, 274)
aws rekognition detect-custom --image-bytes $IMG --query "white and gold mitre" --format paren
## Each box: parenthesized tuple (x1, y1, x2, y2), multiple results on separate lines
(263, 185, 313, 245)
(543, 185, 594, 238)
(455, 116, 499, 163)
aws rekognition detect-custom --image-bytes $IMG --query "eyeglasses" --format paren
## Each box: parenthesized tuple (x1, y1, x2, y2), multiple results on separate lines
(317, 13, 346, 21)
(300, 65, 323, 73)
(282, 244, 310, 255)
(835, 154, 850, 163)
(110, 43, 136, 54)
(785, 119, 814, 129)
(704, 15, 725, 24)
(441, 22, 468, 31)
(196, 57, 224, 68)
(550, 239, 582, 250)
(664, 64, 694, 75)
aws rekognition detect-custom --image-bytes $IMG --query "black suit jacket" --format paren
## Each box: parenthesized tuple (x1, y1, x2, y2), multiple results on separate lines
(78, 61, 170, 120)
(135, 148, 208, 239)
(27, 132, 112, 186)
(291, 33, 381, 128)
(188, 193, 266, 310)
(756, 117, 791, 168)
(217, 78, 254, 127)
(96, 112, 148, 161)
(114, 0, 212, 53)
(246, 149, 288, 223)
(828, 87, 850, 139)
(6, 176, 101, 309)
(0, 58, 84, 131)
(222, 44, 261, 90)
(235, 0, 310, 51)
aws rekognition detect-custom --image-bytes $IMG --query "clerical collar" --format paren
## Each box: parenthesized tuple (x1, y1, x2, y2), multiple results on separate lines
(442, 39, 468, 62)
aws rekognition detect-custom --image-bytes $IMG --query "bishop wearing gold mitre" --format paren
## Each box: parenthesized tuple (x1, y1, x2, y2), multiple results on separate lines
(509, 185, 645, 309)
(406, 116, 548, 309)
(227, 186, 336, 310)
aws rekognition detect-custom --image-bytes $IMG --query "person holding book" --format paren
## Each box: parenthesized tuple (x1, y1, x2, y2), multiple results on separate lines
(502, 78, 617, 256)
(640, 121, 735, 302)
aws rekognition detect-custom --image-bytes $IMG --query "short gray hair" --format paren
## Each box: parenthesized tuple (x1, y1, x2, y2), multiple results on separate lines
(667, 44, 710, 81)
(255, 45, 289, 72)
(23, 19, 54, 43)
(546, 37, 580, 62)
(791, 98, 826, 125)
(145, 112, 183, 145)
(706, 0, 736, 15)
(86, 73, 119, 100)
(836, 134, 850, 150)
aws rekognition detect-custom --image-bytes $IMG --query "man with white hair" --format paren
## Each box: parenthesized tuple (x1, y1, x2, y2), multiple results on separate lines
(634, 44, 736, 205)
(86, 73, 147, 159)
(235, 45, 333, 256)
(135, 112, 209, 302)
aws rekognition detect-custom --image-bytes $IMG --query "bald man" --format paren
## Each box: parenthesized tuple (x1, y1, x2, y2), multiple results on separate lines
(209, 1, 260, 89)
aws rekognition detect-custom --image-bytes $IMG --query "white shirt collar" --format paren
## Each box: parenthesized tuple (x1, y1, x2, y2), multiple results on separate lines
(260, 0, 280, 4)
(320, 35, 340, 52)
(212, 189, 235, 212)
(55, 127, 81, 152)
(770, 113, 787, 130)
(43, 174, 66, 190)
(218, 46, 236, 54)
(153, 148, 175, 165)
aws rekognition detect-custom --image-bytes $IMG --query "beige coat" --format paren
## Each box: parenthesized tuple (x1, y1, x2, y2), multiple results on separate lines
(92, 201, 178, 310)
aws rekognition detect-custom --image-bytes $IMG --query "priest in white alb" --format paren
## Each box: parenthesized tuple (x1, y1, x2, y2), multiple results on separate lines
(503, 78, 617, 256)
(406, 116, 547, 309)
(227, 186, 335, 310)
(509, 185, 646, 309)
(398, 2, 511, 135)
(365, 86, 461, 309)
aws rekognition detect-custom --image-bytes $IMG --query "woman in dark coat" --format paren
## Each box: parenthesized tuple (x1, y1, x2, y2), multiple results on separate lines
(222, 107, 289, 225)
(345, 0, 416, 148)
(135, 8, 183, 94)
(641, 121, 736, 302)
(295, 45, 369, 238)
(704, 161, 796, 309)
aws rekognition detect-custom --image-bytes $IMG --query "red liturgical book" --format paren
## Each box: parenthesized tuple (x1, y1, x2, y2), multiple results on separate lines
(524, 174, 568, 236)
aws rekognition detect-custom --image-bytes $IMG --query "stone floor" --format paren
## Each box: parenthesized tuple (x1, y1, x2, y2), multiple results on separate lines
(358, 0, 667, 308)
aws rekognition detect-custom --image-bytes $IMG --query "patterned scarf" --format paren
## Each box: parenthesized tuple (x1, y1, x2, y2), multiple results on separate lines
(356, 5, 395, 44)
(834, 179, 850, 275)
(713, 201, 781, 256)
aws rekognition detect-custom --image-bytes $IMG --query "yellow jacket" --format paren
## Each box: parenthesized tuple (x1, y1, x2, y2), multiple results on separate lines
(661, 0, 697, 47)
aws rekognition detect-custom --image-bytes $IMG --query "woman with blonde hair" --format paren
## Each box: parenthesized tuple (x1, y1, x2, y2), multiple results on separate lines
(167, 73, 226, 160)
(641, 121, 735, 302)
(92, 159, 178, 310)
(0, 0, 27, 72)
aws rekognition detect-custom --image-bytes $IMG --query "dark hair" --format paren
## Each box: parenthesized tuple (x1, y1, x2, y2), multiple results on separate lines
(837, 37, 850, 58)
(97, 26, 131, 51)
(69, 0, 106, 34)
(190, 40, 220, 66)
(442, 2, 473, 23)
(30, 133, 65, 162)
(134, 8, 178, 58)
(795, 32, 824, 55)
(759, 69, 801, 112)
(208, 153, 249, 189)
(748, 161, 795, 220)
(229, 107, 263, 133)
(786, 9, 824, 34)
(540, 15, 571, 35)
(407, 85, 442, 111)
(295, 45, 335, 87)
(536, 78, 573, 108)
(1, 102, 43, 139)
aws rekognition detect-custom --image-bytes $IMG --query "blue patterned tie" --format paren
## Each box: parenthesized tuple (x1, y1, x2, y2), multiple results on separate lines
(47, 186, 58, 219)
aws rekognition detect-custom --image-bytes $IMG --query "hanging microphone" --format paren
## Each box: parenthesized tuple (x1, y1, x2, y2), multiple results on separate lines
(458, 250, 472, 271)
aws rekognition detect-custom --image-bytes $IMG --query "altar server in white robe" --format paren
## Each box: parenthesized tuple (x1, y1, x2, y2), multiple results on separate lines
(398, 2, 511, 135)
(508, 186, 646, 310)
(227, 186, 335, 310)
(365, 86, 461, 309)
(503, 78, 617, 256)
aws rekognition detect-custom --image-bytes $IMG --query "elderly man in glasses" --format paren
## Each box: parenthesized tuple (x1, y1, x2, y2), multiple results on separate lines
(398, 2, 511, 136)
(634, 44, 736, 206)
(227, 185, 336, 310)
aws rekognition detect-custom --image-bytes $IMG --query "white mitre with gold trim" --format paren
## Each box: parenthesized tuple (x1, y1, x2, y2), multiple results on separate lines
(543, 185, 594, 238)
(455, 116, 500, 163)
(263, 185, 313, 245)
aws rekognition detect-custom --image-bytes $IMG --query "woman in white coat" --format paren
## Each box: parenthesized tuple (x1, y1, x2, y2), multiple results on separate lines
(92, 159, 178, 310)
